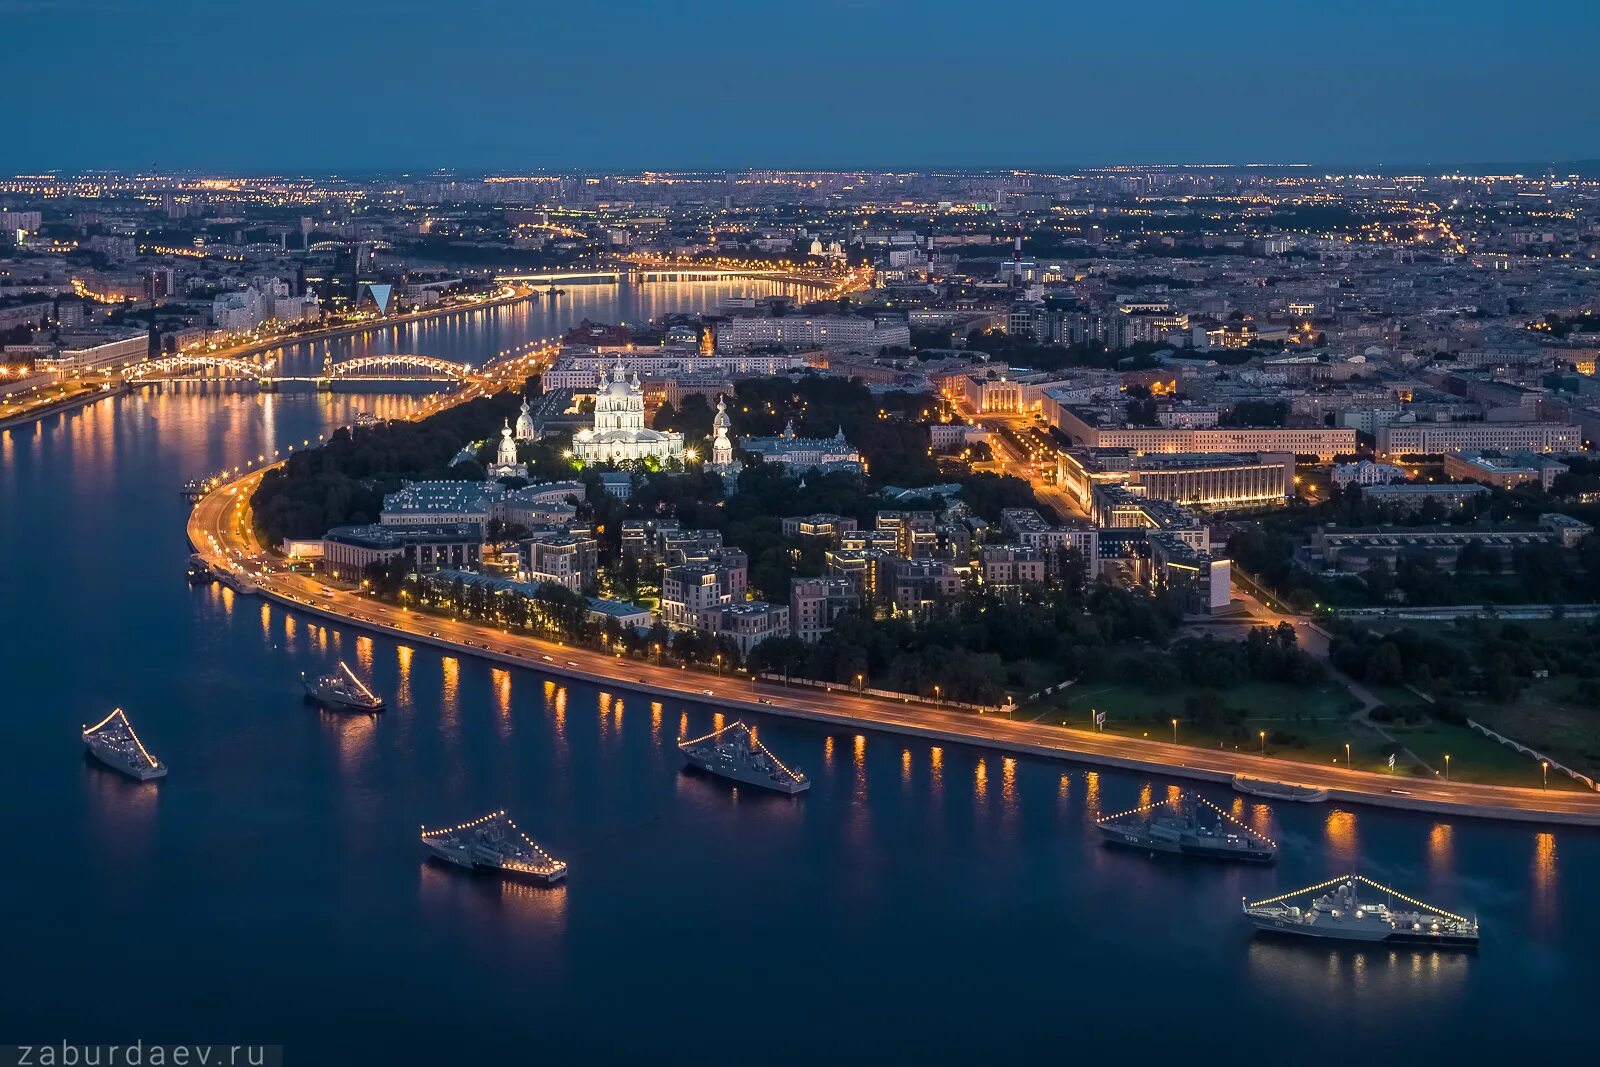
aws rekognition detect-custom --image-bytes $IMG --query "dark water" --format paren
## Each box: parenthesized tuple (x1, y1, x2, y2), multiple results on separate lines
(0, 282, 1593, 1063)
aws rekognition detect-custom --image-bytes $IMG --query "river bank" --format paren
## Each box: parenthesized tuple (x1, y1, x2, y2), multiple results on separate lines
(188, 463, 1600, 828)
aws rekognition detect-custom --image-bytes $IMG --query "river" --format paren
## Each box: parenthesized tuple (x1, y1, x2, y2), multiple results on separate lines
(0, 280, 1592, 1063)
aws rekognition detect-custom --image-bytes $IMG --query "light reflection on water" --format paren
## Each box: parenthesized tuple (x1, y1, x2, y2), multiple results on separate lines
(1246, 938, 1470, 1004)
(1325, 809, 1359, 866)
(8, 278, 1597, 1059)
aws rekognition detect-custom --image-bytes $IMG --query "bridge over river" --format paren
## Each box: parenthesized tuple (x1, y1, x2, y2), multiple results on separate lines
(123, 352, 477, 391)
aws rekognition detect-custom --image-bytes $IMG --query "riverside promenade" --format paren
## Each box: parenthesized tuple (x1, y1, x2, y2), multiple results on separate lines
(188, 463, 1600, 829)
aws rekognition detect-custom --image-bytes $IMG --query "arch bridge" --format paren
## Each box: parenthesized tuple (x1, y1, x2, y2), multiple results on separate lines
(325, 353, 474, 381)
(124, 355, 274, 382)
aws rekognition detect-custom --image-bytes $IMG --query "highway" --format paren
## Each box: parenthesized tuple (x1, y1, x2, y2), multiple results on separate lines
(188, 461, 1600, 826)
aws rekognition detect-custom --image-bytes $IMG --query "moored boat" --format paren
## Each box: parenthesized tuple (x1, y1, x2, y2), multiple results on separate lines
(302, 661, 386, 713)
(420, 810, 567, 885)
(678, 720, 809, 795)
(1244, 874, 1479, 948)
(1098, 792, 1276, 863)
(83, 708, 167, 781)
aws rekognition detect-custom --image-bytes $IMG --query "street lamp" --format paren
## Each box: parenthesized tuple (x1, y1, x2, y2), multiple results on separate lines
(933, 684, 941, 704)
(1259, 730, 1266, 755)
(856, 673, 864, 691)
(1444, 754, 1451, 781)
(1344, 742, 1351, 768)
(1171, 718, 1178, 744)
(1542, 760, 1550, 790)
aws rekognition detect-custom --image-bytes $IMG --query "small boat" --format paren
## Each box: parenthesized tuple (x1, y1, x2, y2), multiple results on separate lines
(678, 720, 809, 794)
(83, 708, 167, 781)
(1232, 774, 1328, 803)
(421, 810, 567, 885)
(302, 661, 386, 713)
(1244, 874, 1479, 948)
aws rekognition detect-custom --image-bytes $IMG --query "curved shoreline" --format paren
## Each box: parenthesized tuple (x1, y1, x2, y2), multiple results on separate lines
(0, 382, 125, 432)
(187, 284, 539, 366)
(188, 471, 1600, 829)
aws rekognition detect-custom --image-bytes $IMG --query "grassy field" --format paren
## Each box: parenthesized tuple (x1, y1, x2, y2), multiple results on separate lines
(1458, 677, 1600, 779)
(1018, 677, 1591, 789)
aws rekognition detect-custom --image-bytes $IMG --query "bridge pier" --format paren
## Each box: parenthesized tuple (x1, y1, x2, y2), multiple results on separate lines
(257, 378, 278, 392)
(315, 377, 333, 392)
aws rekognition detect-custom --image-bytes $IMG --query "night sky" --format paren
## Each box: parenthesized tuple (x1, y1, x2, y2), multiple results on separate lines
(7, 0, 1598, 171)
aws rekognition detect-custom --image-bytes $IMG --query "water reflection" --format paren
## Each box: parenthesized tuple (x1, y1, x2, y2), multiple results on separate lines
(441, 656, 460, 732)
(492, 668, 512, 737)
(1533, 832, 1558, 928)
(417, 859, 567, 935)
(395, 644, 413, 706)
(1246, 939, 1470, 1002)
(1427, 823, 1454, 877)
(1324, 809, 1359, 866)
(326, 710, 378, 766)
(84, 759, 160, 866)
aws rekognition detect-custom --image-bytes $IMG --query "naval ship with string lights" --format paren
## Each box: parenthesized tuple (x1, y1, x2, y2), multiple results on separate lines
(420, 810, 568, 886)
(82, 708, 167, 781)
(301, 661, 386, 713)
(677, 721, 810, 794)
(1097, 792, 1275, 863)
(1243, 875, 1480, 948)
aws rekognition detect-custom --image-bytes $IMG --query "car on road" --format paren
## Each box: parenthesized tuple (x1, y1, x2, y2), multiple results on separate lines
(541, 655, 552, 662)
(428, 630, 439, 637)
(702, 689, 714, 696)
(566, 660, 577, 667)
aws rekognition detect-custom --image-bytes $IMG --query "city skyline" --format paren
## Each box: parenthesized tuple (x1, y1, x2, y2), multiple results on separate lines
(6, 0, 1599, 172)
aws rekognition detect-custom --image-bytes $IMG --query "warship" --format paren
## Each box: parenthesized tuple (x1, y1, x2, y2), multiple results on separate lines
(82, 708, 167, 781)
(302, 661, 386, 713)
(1098, 793, 1276, 862)
(1244, 875, 1479, 948)
(420, 810, 568, 885)
(678, 720, 809, 794)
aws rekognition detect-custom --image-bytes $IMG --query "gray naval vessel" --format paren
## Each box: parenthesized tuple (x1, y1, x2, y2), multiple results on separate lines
(302, 661, 386, 713)
(1098, 793, 1276, 863)
(82, 708, 167, 781)
(1244, 875, 1480, 948)
(678, 720, 810, 795)
(420, 810, 568, 885)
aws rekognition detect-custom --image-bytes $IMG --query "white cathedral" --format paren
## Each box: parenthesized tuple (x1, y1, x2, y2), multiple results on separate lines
(570, 359, 685, 465)
(487, 419, 527, 480)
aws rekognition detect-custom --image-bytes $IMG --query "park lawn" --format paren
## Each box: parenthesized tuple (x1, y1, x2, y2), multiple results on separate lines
(1380, 716, 1589, 791)
(1054, 679, 1359, 728)
(1457, 677, 1600, 779)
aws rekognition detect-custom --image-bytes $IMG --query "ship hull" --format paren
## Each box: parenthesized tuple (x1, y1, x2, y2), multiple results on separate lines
(1099, 827, 1274, 863)
(423, 843, 566, 885)
(1248, 917, 1477, 948)
(85, 742, 166, 781)
(680, 749, 809, 794)
(303, 682, 385, 714)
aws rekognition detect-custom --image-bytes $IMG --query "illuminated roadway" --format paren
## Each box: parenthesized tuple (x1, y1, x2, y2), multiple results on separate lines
(183, 364, 1600, 827)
